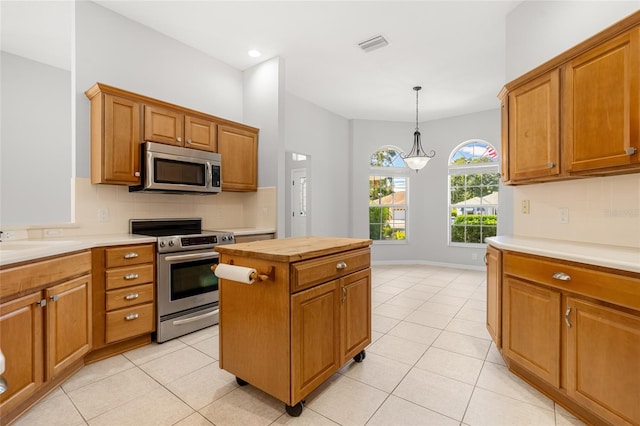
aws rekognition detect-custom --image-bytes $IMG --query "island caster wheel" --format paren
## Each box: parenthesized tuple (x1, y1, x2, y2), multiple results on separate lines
(236, 377, 249, 386)
(353, 349, 366, 363)
(285, 400, 304, 417)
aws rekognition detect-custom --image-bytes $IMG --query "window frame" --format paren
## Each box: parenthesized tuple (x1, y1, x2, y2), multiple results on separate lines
(369, 145, 410, 245)
(447, 140, 500, 248)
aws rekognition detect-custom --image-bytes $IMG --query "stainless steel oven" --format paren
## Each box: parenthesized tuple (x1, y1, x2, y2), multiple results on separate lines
(130, 218, 234, 342)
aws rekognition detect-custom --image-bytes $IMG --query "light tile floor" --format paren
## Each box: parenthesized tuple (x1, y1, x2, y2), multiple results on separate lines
(14, 265, 586, 426)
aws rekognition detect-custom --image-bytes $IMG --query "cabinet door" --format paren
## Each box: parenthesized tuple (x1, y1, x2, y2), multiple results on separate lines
(45, 275, 92, 380)
(185, 116, 217, 152)
(499, 95, 510, 183)
(291, 280, 340, 403)
(100, 94, 141, 184)
(485, 245, 502, 348)
(218, 125, 258, 191)
(0, 293, 44, 415)
(508, 69, 561, 182)
(144, 105, 184, 146)
(566, 297, 640, 426)
(564, 28, 640, 173)
(502, 277, 561, 387)
(340, 269, 371, 363)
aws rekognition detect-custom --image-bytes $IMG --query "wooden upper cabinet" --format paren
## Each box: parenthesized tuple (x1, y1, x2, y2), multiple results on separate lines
(507, 69, 561, 183)
(91, 93, 141, 185)
(185, 116, 217, 152)
(563, 27, 640, 174)
(144, 105, 184, 147)
(218, 125, 258, 191)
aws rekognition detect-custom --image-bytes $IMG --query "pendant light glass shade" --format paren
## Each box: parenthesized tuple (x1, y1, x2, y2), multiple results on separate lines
(402, 86, 435, 172)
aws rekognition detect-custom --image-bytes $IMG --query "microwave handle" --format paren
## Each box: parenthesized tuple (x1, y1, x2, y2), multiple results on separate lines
(206, 163, 212, 189)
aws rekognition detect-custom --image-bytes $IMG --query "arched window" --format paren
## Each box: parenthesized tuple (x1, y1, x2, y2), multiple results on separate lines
(448, 140, 499, 245)
(369, 146, 409, 242)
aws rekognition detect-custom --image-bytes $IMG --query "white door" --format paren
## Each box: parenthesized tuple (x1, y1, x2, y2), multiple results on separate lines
(291, 168, 308, 237)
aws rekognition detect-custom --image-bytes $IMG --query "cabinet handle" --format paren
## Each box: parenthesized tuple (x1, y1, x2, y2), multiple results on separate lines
(483, 253, 488, 265)
(547, 162, 555, 169)
(50, 295, 59, 302)
(625, 147, 637, 155)
(564, 307, 572, 328)
(134, 171, 141, 177)
(125, 313, 139, 321)
(177, 137, 182, 143)
(552, 272, 571, 281)
(123, 252, 139, 259)
(124, 273, 139, 280)
(124, 293, 139, 300)
(187, 138, 192, 144)
(36, 299, 47, 308)
(336, 261, 347, 270)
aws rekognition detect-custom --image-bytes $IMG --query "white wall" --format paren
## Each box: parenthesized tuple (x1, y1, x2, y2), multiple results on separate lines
(507, 1, 640, 248)
(75, 1, 243, 178)
(0, 52, 72, 225)
(284, 93, 351, 237)
(352, 109, 500, 267)
(506, 1, 640, 80)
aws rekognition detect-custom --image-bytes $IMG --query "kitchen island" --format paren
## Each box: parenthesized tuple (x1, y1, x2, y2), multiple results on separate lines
(214, 236, 372, 416)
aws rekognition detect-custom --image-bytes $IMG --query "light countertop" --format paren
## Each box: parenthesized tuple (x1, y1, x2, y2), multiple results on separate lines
(486, 236, 640, 273)
(0, 234, 157, 267)
(212, 227, 276, 236)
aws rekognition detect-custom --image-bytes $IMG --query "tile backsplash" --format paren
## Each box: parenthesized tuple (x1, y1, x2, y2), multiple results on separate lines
(64, 178, 276, 236)
(513, 174, 640, 248)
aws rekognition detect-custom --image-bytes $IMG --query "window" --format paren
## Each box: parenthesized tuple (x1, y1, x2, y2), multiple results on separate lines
(448, 140, 499, 245)
(369, 147, 408, 242)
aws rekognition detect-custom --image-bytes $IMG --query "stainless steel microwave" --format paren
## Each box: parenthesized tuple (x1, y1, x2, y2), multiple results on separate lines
(129, 142, 221, 194)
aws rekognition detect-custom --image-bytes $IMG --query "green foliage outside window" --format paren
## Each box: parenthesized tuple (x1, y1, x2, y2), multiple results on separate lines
(451, 215, 497, 243)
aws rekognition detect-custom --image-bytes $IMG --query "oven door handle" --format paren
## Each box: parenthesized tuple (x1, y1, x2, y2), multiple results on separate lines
(172, 309, 219, 326)
(164, 252, 219, 263)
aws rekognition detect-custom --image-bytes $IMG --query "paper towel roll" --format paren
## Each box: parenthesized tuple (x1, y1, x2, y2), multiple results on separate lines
(214, 263, 256, 285)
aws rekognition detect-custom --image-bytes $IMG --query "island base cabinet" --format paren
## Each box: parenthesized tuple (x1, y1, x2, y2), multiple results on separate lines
(340, 269, 371, 363)
(502, 277, 560, 387)
(566, 297, 640, 426)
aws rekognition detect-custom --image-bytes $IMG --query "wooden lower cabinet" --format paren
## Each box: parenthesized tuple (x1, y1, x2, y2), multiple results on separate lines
(566, 297, 640, 426)
(485, 245, 501, 347)
(490, 247, 640, 425)
(340, 269, 371, 362)
(502, 277, 561, 387)
(0, 252, 92, 424)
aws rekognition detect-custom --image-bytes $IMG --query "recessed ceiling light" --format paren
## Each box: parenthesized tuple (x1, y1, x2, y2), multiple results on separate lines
(248, 49, 261, 58)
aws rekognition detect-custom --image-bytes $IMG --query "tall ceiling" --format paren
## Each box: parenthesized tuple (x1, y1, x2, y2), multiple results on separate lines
(2, 1, 523, 122)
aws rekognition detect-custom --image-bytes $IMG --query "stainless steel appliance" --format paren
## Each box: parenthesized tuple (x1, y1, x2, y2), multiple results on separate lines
(130, 218, 234, 342)
(129, 142, 222, 194)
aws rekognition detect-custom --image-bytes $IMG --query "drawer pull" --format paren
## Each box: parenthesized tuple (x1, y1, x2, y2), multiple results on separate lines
(564, 307, 572, 328)
(124, 293, 139, 300)
(124, 273, 139, 280)
(50, 295, 59, 302)
(336, 261, 347, 270)
(123, 252, 139, 259)
(125, 313, 139, 321)
(625, 147, 637, 155)
(552, 272, 571, 281)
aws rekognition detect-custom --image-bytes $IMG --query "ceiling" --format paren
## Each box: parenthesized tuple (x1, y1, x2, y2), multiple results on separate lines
(2, 1, 523, 122)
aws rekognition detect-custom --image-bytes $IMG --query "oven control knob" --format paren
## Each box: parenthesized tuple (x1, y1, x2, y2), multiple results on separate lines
(228, 235, 234, 241)
(159, 241, 166, 248)
(168, 241, 175, 247)
(222, 236, 228, 241)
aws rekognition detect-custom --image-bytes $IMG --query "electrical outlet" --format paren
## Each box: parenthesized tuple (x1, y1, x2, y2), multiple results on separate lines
(471, 253, 478, 261)
(44, 228, 63, 237)
(559, 208, 569, 224)
(216, 209, 224, 218)
(521, 200, 530, 214)
(98, 208, 110, 222)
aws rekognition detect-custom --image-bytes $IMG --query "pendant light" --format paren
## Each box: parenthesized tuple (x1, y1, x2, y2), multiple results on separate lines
(402, 86, 435, 171)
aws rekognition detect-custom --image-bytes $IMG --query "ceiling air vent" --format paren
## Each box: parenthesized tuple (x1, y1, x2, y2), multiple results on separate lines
(358, 35, 389, 53)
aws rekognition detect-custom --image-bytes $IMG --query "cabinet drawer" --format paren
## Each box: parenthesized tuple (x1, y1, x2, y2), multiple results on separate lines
(291, 248, 370, 293)
(105, 244, 155, 268)
(106, 283, 154, 311)
(105, 302, 154, 343)
(504, 252, 640, 311)
(106, 264, 154, 290)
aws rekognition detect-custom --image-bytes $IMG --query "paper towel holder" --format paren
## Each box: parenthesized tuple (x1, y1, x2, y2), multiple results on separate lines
(211, 263, 275, 282)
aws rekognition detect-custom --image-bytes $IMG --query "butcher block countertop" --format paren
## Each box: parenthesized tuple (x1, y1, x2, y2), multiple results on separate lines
(214, 236, 373, 262)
